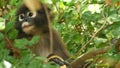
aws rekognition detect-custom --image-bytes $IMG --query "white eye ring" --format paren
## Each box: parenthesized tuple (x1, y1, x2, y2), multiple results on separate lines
(27, 11, 36, 18)
(19, 14, 24, 21)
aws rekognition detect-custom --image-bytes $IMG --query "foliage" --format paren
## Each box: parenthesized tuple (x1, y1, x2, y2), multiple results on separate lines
(1, 0, 120, 68)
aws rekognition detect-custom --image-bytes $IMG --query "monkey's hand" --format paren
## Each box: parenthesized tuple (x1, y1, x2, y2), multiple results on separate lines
(47, 54, 70, 68)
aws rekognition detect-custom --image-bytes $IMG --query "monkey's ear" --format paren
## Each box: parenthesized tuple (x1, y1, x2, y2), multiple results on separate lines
(24, 0, 41, 12)
(47, 54, 70, 68)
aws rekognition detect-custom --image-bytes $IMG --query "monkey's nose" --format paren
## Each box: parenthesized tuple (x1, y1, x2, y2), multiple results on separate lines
(24, 18, 28, 22)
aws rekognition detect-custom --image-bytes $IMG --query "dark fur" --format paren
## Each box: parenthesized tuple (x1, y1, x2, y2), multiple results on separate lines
(15, 3, 70, 60)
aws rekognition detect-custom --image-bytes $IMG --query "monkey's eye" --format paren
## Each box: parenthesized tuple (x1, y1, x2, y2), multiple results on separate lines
(19, 14, 24, 21)
(27, 12, 36, 18)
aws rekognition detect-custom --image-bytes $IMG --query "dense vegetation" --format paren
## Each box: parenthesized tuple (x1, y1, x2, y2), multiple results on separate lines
(0, 0, 120, 68)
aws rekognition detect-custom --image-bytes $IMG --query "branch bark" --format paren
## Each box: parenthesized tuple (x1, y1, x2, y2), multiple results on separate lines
(71, 46, 112, 68)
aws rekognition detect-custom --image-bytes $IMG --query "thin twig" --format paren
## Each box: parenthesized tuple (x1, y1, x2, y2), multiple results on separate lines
(5, 35, 14, 50)
(43, 5, 53, 53)
(5, 35, 21, 58)
(75, 4, 108, 57)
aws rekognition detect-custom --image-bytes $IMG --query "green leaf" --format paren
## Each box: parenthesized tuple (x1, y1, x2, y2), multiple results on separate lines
(0, 0, 6, 7)
(0, 61, 5, 68)
(9, 9, 16, 16)
(9, 0, 17, 5)
(14, 38, 29, 49)
(51, 0, 59, 3)
(0, 41, 5, 48)
(5, 22, 14, 33)
(41, 0, 52, 3)
(29, 36, 40, 46)
(0, 33, 4, 40)
(8, 29, 18, 39)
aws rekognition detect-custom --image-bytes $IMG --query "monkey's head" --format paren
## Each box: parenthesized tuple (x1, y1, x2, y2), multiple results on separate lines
(15, 3, 51, 35)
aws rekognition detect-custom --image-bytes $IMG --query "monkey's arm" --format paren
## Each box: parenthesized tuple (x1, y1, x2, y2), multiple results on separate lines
(52, 29, 70, 59)
(31, 28, 70, 59)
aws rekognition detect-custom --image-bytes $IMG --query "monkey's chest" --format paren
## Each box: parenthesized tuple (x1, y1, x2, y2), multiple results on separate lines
(32, 37, 51, 57)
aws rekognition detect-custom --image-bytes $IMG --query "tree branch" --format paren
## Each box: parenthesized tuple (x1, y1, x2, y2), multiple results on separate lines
(71, 46, 112, 68)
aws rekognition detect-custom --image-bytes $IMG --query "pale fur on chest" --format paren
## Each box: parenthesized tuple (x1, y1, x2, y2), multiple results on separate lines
(32, 35, 51, 57)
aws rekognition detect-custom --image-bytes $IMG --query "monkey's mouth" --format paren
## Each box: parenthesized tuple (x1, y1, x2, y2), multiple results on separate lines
(22, 24, 32, 28)
(22, 22, 35, 34)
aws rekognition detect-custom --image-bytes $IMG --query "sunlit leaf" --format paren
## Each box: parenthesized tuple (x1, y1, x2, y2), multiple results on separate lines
(0, 17, 5, 30)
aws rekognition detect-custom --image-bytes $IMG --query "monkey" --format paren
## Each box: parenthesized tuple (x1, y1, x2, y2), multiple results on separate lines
(14, 0, 70, 65)
(13, 0, 95, 68)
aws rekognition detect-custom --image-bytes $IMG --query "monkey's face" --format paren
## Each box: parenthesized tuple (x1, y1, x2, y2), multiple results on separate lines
(18, 11, 37, 34)
(15, 4, 49, 35)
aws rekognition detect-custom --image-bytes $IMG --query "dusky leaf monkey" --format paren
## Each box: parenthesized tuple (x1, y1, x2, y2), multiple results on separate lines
(14, 0, 70, 67)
